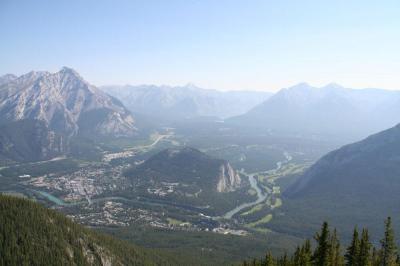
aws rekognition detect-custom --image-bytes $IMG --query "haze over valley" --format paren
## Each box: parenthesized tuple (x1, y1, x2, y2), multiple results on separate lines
(1, 1, 400, 265)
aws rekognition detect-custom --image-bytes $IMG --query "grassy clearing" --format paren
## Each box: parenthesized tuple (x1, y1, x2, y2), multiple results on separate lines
(270, 163, 308, 181)
(248, 227, 272, 234)
(271, 198, 282, 209)
(166, 217, 186, 226)
(246, 214, 273, 228)
(241, 202, 266, 216)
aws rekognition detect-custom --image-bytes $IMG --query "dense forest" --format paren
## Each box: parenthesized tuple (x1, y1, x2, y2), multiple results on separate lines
(0, 195, 180, 266)
(242, 218, 399, 266)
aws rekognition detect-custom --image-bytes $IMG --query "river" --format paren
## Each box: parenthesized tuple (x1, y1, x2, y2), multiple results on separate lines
(222, 174, 268, 219)
(32, 171, 270, 220)
(34, 190, 72, 206)
(32, 190, 208, 213)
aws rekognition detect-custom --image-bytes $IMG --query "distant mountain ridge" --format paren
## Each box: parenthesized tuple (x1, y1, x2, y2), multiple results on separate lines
(229, 83, 400, 141)
(101, 84, 272, 119)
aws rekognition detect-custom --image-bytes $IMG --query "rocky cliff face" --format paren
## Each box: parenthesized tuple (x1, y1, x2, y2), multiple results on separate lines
(0, 67, 136, 138)
(216, 162, 241, 192)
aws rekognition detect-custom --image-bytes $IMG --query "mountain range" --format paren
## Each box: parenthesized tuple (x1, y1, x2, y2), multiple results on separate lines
(101, 84, 272, 119)
(269, 123, 400, 240)
(0, 67, 136, 137)
(0, 67, 136, 162)
(229, 83, 400, 141)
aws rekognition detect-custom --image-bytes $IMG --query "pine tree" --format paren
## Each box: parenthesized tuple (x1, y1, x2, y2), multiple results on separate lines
(265, 252, 276, 266)
(358, 229, 371, 266)
(294, 246, 301, 266)
(301, 239, 313, 266)
(380, 217, 397, 266)
(371, 247, 381, 266)
(313, 221, 331, 266)
(345, 227, 360, 266)
(329, 229, 344, 266)
(278, 253, 290, 266)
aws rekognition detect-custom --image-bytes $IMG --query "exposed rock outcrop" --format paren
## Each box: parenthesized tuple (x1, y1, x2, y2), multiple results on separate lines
(216, 162, 241, 192)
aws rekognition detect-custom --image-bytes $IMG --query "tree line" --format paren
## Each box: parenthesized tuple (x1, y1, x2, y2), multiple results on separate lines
(242, 217, 399, 266)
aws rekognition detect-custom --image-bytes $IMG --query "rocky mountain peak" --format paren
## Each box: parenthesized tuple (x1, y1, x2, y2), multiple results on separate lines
(0, 67, 136, 138)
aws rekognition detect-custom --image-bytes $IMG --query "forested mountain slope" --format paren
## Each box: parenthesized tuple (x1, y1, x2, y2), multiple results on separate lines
(268, 123, 400, 240)
(0, 195, 177, 266)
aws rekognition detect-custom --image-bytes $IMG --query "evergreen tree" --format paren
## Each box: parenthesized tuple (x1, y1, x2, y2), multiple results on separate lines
(294, 246, 301, 266)
(358, 229, 371, 266)
(345, 227, 360, 266)
(371, 247, 381, 266)
(301, 239, 313, 266)
(265, 251, 276, 266)
(278, 253, 291, 266)
(240, 218, 400, 266)
(313, 222, 331, 266)
(329, 229, 344, 266)
(380, 217, 397, 266)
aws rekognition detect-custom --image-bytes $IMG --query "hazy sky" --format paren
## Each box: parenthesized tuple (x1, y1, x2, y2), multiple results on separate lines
(1, 0, 399, 91)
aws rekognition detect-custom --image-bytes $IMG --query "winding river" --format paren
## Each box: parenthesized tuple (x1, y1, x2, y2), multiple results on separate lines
(34, 173, 269, 220)
(222, 174, 268, 219)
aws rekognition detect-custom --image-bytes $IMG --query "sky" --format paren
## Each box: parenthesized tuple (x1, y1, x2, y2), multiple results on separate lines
(1, 0, 400, 92)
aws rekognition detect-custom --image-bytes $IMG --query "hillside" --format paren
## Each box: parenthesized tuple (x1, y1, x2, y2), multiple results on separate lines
(125, 147, 254, 215)
(0, 120, 65, 163)
(101, 84, 272, 119)
(228, 83, 400, 141)
(0, 195, 177, 266)
(268, 123, 400, 240)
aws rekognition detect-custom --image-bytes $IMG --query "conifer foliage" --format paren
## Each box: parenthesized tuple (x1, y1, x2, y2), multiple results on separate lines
(0, 195, 175, 266)
(242, 219, 399, 266)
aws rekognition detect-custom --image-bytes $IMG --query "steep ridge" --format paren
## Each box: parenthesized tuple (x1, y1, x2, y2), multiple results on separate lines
(0, 67, 136, 138)
(0, 67, 137, 162)
(268, 123, 400, 239)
